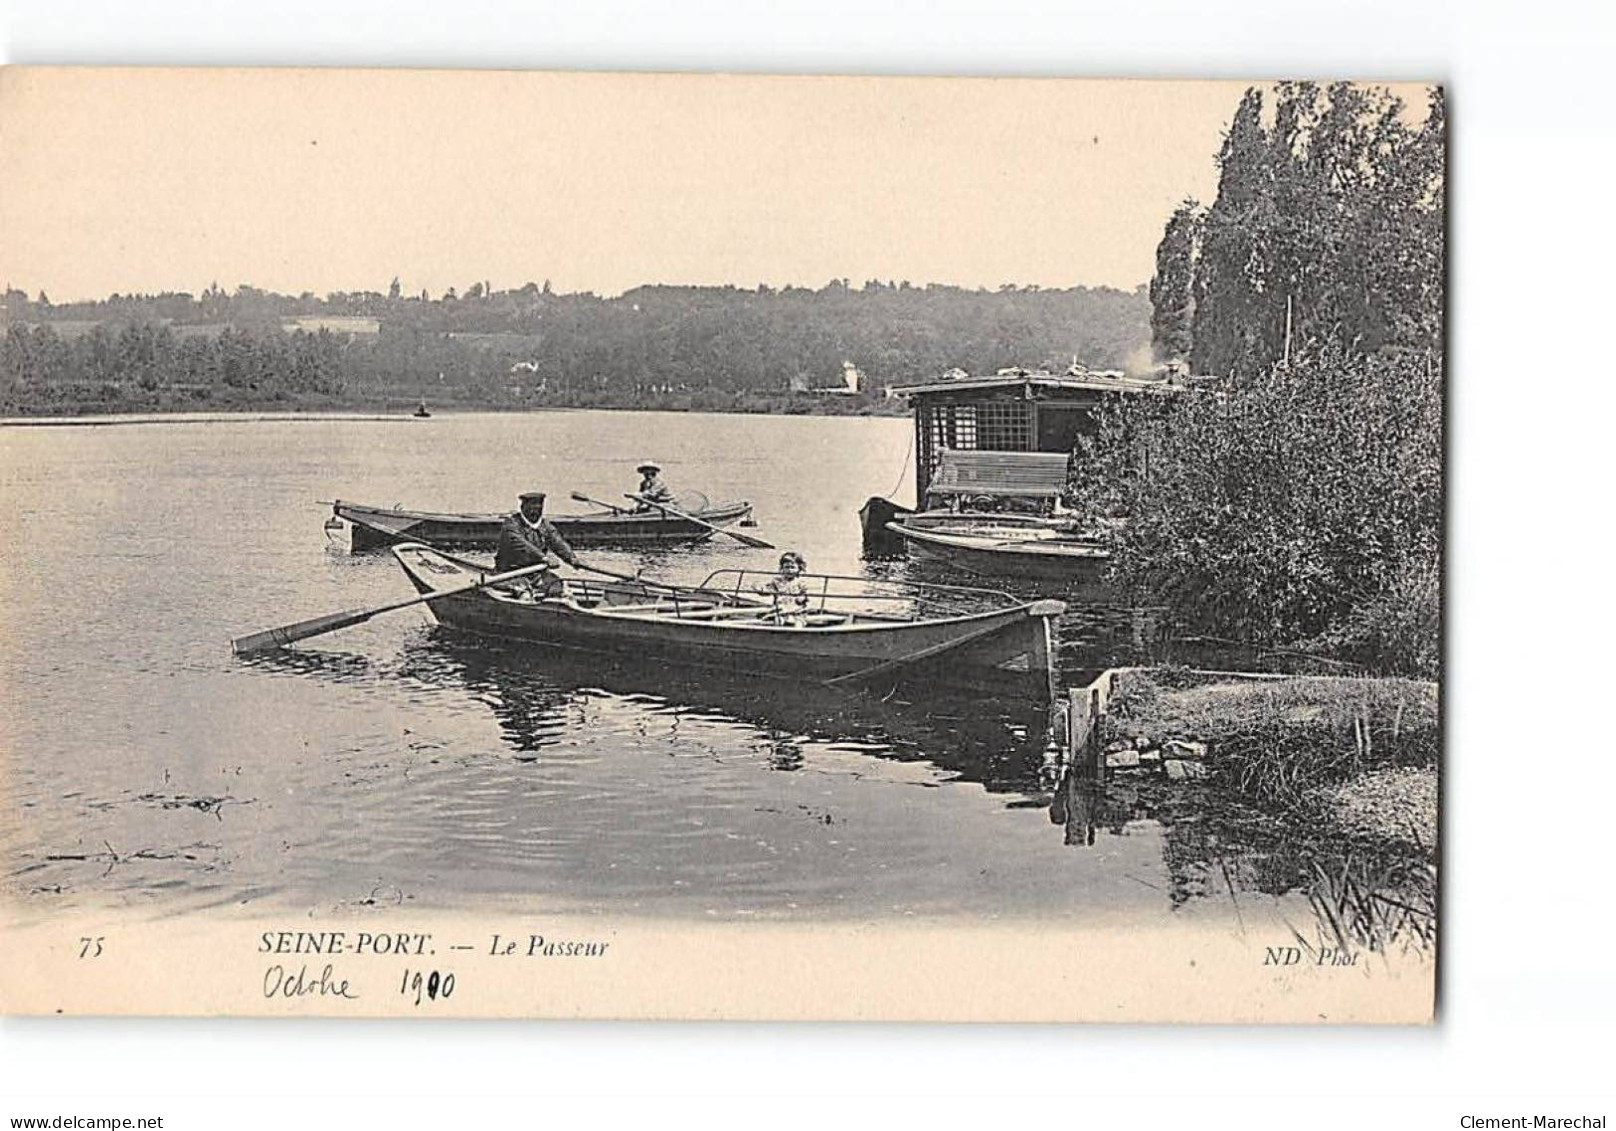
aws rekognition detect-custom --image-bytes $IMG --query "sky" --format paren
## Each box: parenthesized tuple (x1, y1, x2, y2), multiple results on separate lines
(0, 69, 1424, 302)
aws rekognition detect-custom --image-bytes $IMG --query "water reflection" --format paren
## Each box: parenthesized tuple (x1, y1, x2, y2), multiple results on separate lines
(1048, 767, 1147, 848)
(236, 629, 1435, 947)
(1042, 758, 1437, 954)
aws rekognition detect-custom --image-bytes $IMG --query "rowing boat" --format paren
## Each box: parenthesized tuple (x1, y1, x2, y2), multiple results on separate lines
(885, 520, 1110, 583)
(333, 497, 754, 552)
(390, 543, 1065, 703)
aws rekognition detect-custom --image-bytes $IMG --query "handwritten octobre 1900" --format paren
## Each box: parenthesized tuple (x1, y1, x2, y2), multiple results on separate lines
(256, 929, 611, 1004)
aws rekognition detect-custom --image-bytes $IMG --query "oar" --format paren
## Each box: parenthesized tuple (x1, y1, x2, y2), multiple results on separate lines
(625, 492, 774, 549)
(572, 561, 641, 584)
(231, 561, 553, 655)
(568, 561, 753, 605)
(569, 491, 627, 514)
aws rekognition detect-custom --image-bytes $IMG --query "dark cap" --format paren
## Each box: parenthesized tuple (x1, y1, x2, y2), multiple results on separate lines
(519, 491, 547, 503)
(636, 462, 661, 474)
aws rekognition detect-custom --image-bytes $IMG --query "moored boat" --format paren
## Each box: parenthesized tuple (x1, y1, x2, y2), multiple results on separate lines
(861, 450, 1079, 558)
(885, 521, 1110, 583)
(333, 496, 754, 552)
(390, 543, 1065, 703)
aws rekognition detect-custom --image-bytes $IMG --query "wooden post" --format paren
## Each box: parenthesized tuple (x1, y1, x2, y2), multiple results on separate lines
(914, 404, 931, 502)
(1066, 681, 1106, 783)
(1066, 684, 1089, 760)
(1087, 687, 1104, 781)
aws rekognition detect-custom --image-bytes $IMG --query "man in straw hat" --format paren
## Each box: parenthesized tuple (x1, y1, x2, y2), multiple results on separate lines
(632, 461, 677, 513)
(495, 491, 581, 599)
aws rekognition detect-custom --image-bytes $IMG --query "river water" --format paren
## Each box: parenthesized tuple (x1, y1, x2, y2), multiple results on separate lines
(1, 410, 1396, 939)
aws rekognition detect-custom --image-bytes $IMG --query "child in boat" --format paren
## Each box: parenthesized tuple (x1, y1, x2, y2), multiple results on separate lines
(757, 551, 811, 626)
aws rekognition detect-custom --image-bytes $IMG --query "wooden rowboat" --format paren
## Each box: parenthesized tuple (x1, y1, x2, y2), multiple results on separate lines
(333, 497, 754, 552)
(885, 521, 1110, 583)
(390, 543, 1065, 703)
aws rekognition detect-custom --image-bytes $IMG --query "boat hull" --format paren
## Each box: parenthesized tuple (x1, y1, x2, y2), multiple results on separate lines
(888, 522, 1110, 583)
(336, 499, 754, 551)
(391, 544, 1062, 703)
(858, 496, 914, 557)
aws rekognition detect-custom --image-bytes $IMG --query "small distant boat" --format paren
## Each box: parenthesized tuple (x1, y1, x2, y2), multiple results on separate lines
(333, 497, 755, 552)
(885, 521, 1110, 583)
(413, 402, 432, 418)
(391, 543, 1065, 703)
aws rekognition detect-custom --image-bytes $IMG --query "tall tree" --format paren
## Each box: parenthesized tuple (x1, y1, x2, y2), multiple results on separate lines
(1148, 199, 1203, 363)
(1179, 83, 1445, 377)
(1189, 88, 1270, 376)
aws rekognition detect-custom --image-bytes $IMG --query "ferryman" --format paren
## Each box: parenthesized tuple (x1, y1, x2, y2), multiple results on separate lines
(495, 491, 582, 598)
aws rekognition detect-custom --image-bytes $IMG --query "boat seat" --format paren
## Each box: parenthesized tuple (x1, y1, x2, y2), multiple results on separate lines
(674, 605, 773, 620)
(598, 601, 685, 614)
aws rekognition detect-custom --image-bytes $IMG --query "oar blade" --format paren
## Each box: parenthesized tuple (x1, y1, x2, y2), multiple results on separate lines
(231, 607, 374, 655)
(231, 557, 552, 658)
(724, 528, 774, 549)
(570, 490, 625, 514)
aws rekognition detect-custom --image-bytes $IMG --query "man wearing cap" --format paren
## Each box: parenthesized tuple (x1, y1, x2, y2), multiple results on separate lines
(632, 462, 676, 513)
(495, 491, 580, 598)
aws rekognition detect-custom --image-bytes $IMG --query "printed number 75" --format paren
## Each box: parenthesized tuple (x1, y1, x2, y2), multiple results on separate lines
(78, 936, 104, 958)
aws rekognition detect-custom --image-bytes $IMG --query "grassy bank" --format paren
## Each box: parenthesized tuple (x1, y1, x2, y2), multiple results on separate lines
(1104, 669, 1439, 849)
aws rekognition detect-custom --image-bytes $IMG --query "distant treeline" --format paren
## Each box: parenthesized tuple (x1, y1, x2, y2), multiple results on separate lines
(0, 280, 1149, 414)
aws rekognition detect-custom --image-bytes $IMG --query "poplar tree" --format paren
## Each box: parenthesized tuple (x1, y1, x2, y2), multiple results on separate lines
(1189, 88, 1269, 376)
(1148, 200, 1203, 364)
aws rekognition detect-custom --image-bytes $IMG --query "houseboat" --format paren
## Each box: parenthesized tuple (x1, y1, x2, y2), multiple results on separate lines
(860, 365, 1175, 559)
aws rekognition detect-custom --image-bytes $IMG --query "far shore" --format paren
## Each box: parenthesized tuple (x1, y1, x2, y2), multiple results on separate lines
(0, 399, 911, 427)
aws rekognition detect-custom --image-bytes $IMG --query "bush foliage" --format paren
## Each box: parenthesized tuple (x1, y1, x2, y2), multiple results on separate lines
(1073, 346, 1441, 674)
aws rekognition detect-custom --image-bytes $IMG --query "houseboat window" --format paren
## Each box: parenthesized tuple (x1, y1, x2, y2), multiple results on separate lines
(1037, 405, 1096, 454)
(923, 402, 1030, 455)
(951, 406, 979, 449)
(977, 401, 1031, 450)
(923, 404, 978, 459)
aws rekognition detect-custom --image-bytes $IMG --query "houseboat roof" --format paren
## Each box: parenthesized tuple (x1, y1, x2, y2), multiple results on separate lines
(888, 367, 1176, 398)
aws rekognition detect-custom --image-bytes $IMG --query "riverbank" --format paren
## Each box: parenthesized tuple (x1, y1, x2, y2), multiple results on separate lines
(1097, 669, 1439, 849)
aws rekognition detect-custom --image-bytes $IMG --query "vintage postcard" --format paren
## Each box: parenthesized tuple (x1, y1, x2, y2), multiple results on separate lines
(0, 67, 1442, 1021)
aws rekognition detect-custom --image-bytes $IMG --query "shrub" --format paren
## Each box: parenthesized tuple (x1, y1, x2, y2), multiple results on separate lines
(1071, 344, 1441, 672)
(1306, 555, 1441, 678)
